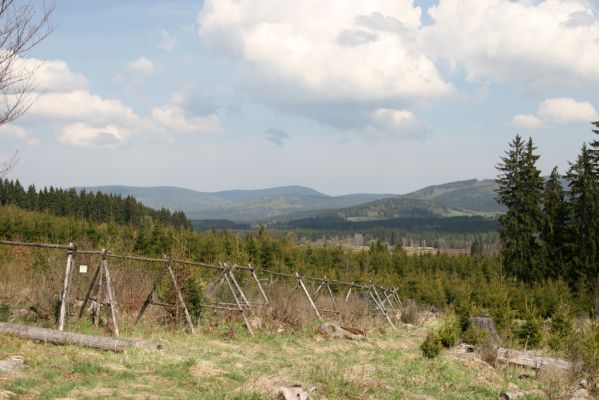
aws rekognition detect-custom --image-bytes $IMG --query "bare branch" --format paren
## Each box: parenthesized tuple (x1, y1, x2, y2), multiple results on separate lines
(0, 148, 18, 178)
(0, 0, 54, 127)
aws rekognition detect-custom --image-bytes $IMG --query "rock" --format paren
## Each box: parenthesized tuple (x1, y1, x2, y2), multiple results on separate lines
(570, 388, 591, 400)
(0, 355, 24, 373)
(318, 322, 364, 341)
(276, 326, 285, 334)
(249, 317, 263, 330)
(468, 316, 499, 342)
(277, 385, 313, 400)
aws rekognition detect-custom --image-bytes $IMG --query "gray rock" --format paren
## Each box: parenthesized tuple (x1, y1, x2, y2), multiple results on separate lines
(0, 355, 24, 373)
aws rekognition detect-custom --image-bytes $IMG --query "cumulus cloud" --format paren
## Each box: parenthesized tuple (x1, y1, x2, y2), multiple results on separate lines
(15, 58, 88, 92)
(511, 98, 598, 130)
(425, 0, 599, 87)
(127, 57, 155, 75)
(0, 124, 39, 145)
(151, 104, 223, 134)
(537, 98, 599, 124)
(158, 29, 178, 51)
(511, 114, 543, 130)
(265, 128, 290, 146)
(198, 0, 453, 137)
(58, 123, 126, 149)
(9, 57, 224, 149)
(365, 108, 430, 139)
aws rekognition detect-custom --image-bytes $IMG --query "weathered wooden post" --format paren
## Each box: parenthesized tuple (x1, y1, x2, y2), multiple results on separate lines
(102, 253, 120, 337)
(250, 265, 269, 305)
(57, 243, 76, 331)
(296, 273, 321, 320)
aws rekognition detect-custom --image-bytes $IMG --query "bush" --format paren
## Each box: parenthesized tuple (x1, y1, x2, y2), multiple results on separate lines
(0, 303, 9, 322)
(420, 331, 442, 358)
(566, 322, 599, 375)
(438, 314, 461, 348)
(463, 325, 487, 346)
(516, 318, 543, 349)
(548, 303, 573, 351)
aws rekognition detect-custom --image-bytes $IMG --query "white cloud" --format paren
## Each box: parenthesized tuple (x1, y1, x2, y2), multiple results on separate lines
(158, 29, 178, 51)
(28, 90, 139, 125)
(365, 108, 429, 139)
(425, 0, 599, 88)
(8, 57, 224, 149)
(198, 0, 453, 136)
(537, 98, 599, 124)
(0, 124, 39, 145)
(58, 123, 126, 149)
(151, 104, 223, 134)
(127, 57, 155, 75)
(511, 98, 598, 130)
(15, 58, 88, 92)
(511, 114, 543, 130)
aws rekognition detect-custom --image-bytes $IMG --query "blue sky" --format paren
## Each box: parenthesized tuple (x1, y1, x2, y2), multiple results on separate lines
(1, 0, 598, 195)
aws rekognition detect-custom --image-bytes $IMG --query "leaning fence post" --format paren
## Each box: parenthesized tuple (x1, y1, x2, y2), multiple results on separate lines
(369, 285, 396, 329)
(223, 268, 254, 336)
(250, 265, 269, 305)
(296, 273, 321, 320)
(167, 259, 195, 334)
(57, 243, 76, 331)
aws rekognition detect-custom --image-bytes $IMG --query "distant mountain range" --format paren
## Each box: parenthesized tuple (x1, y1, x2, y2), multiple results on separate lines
(78, 178, 503, 224)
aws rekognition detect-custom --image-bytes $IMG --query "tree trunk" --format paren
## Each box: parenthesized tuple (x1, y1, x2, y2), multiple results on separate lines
(496, 347, 572, 372)
(0, 322, 155, 352)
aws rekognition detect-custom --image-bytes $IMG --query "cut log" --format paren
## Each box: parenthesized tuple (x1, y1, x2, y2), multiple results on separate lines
(0, 322, 156, 353)
(496, 347, 573, 372)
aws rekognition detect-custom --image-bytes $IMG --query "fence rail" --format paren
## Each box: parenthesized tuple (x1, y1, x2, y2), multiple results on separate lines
(0, 239, 402, 337)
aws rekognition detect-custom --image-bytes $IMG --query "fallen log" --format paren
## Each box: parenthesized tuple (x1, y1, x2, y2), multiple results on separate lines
(496, 347, 573, 372)
(0, 322, 156, 353)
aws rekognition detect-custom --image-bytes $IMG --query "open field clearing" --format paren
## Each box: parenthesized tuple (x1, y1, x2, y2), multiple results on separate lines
(0, 319, 555, 400)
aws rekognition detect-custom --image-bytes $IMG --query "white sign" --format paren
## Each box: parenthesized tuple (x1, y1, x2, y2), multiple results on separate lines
(79, 265, 88, 273)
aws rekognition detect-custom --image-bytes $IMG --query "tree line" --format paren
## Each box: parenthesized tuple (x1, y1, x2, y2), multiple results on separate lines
(496, 122, 599, 290)
(0, 179, 191, 229)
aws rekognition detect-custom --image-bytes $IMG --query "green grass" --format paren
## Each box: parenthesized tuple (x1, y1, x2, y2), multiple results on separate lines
(0, 320, 556, 399)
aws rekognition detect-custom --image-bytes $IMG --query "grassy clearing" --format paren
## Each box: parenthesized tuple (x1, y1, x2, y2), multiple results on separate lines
(0, 319, 551, 400)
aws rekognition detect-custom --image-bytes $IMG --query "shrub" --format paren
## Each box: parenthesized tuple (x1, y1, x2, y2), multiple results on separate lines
(420, 331, 442, 359)
(463, 325, 487, 346)
(566, 322, 599, 375)
(548, 303, 573, 351)
(438, 314, 461, 348)
(0, 303, 9, 322)
(516, 318, 543, 349)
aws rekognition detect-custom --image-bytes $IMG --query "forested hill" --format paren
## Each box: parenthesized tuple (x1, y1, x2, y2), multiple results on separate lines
(0, 179, 191, 229)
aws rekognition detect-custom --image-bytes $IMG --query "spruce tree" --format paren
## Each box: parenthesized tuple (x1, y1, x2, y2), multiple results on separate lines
(590, 121, 599, 173)
(541, 167, 568, 278)
(496, 135, 544, 283)
(566, 144, 599, 284)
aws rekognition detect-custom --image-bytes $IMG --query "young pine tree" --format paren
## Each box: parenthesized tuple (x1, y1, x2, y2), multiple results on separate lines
(496, 136, 545, 283)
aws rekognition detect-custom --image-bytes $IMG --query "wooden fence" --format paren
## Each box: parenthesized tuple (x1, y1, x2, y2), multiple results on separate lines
(0, 239, 402, 337)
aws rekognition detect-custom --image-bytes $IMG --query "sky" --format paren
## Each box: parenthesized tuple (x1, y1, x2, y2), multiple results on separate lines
(1, 0, 599, 196)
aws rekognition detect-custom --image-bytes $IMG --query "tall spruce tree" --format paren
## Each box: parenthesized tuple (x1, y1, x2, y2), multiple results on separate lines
(591, 121, 599, 173)
(541, 167, 568, 279)
(496, 135, 545, 283)
(566, 144, 599, 284)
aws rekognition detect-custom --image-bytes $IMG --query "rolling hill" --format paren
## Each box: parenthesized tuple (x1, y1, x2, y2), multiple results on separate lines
(79, 178, 502, 223)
